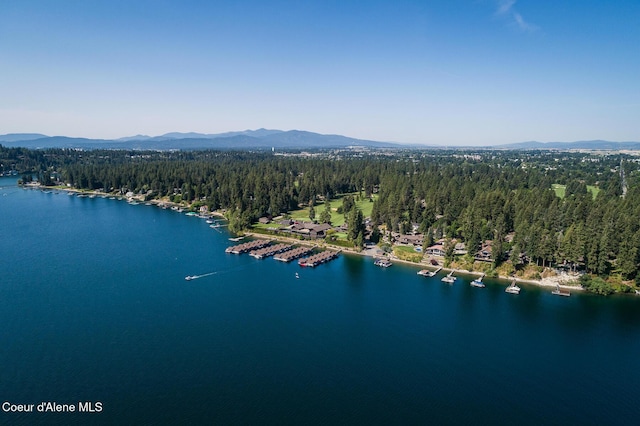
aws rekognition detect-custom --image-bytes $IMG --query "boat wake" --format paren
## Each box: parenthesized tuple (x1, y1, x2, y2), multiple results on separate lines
(185, 271, 217, 281)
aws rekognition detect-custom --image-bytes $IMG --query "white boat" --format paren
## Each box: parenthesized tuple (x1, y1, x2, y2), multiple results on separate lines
(441, 271, 456, 284)
(295, 272, 300, 279)
(185, 276, 194, 281)
(505, 280, 521, 294)
(417, 269, 435, 277)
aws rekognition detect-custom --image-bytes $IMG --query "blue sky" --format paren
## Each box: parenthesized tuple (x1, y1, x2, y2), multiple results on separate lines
(1, 0, 639, 145)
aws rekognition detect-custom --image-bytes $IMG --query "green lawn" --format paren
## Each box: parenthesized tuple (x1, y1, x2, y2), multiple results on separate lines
(393, 245, 423, 263)
(552, 183, 599, 200)
(552, 184, 566, 199)
(289, 193, 377, 226)
(586, 185, 600, 199)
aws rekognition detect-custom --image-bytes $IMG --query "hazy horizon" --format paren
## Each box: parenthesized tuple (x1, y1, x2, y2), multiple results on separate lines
(2, 1, 639, 145)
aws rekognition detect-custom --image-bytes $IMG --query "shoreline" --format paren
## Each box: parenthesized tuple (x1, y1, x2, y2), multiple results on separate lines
(242, 231, 583, 292)
(29, 184, 583, 292)
(36, 184, 228, 219)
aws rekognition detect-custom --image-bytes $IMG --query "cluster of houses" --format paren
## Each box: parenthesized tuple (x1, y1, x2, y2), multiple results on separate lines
(258, 217, 342, 239)
(388, 232, 497, 262)
(258, 216, 505, 263)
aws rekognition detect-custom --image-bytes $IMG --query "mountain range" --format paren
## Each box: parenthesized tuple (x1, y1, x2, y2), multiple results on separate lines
(1, 130, 639, 151)
(0, 129, 398, 150)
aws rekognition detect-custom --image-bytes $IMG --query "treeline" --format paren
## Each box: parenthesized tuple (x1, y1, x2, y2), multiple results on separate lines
(3, 145, 640, 284)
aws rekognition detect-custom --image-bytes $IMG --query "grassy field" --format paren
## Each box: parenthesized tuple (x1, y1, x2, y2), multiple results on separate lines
(552, 183, 599, 200)
(393, 245, 424, 263)
(552, 184, 566, 198)
(289, 193, 377, 226)
(586, 185, 600, 199)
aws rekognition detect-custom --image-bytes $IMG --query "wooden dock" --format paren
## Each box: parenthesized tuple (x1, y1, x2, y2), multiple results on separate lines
(225, 239, 271, 254)
(274, 246, 314, 262)
(418, 266, 442, 277)
(249, 243, 293, 259)
(551, 284, 571, 297)
(470, 273, 485, 288)
(298, 250, 340, 267)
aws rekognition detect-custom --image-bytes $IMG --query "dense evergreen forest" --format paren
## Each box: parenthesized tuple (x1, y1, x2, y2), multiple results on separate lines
(3, 145, 640, 293)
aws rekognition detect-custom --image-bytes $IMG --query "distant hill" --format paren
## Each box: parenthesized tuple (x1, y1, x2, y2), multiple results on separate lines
(3, 132, 639, 151)
(495, 140, 640, 150)
(1, 130, 398, 150)
(0, 133, 49, 142)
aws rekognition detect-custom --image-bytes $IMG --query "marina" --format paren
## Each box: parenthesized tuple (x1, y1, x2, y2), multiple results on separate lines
(225, 239, 271, 254)
(274, 246, 314, 262)
(249, 243, 293, 259)
(298, 250, 340, 267)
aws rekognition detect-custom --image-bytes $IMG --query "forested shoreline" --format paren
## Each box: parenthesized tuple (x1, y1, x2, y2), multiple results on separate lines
(3, 145, 639, 294)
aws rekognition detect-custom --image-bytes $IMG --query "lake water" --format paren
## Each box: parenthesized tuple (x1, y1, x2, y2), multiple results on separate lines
(1, 176, 639, 425)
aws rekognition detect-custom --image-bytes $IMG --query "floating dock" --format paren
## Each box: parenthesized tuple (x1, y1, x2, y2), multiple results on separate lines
(551, 284, 571, 297)
(298, 250, 340, 267)
(249, 243, 293, 259)
(418, 266, 441, 277)
(225, 239, 271, 254)
(441, 271, 456, 284)
(374, 258, 392, 268)
(505, 279, 521, 294)
(274, 246, 314, 262)
(470, 274, 485, 288)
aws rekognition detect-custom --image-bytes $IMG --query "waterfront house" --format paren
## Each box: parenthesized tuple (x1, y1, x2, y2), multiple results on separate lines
(454, 242, 467, 255)
(397, 234, 424, 246)
(475, 241, 493, 262)
(426, 244, 445, 257)
(290, 221, 334, 239)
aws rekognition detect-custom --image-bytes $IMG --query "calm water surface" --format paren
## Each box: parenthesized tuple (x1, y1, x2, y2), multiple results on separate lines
(1, 176, 639, 425)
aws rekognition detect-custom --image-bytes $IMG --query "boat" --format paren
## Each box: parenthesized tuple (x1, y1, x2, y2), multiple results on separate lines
(551, 283, 571, 297)
(295, 273, 300, 279)
(229, 236, 245, 242)
(185, 276, 194, 281)
(206, 219, 214, 224)
(470, 274, 485, 288)
(441, 271, 456, 284)
(505, 280, 521, 294)
(374, 258, 393, 268)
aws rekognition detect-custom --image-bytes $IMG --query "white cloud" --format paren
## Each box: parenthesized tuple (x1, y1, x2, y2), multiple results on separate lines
(512, 11, 537, 32)
(496, 0, 516, 15)
(493, 0, 538, 32)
